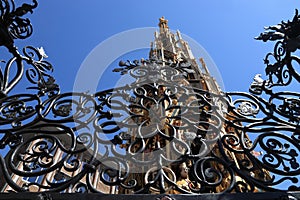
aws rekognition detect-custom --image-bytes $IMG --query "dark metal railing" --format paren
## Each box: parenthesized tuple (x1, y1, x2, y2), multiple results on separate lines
(0, 0, 300, 196)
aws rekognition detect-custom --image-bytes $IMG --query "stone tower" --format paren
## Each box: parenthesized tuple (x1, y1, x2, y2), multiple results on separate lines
(0, 17, 270, 194)
(112, 17, 266, 194)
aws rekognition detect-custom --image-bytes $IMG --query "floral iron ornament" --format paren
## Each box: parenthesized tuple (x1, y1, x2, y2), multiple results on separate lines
(0, 0, 37, 55)
(0, 0, 299, 194)
(254, 9, 300, 88)
(0, 0, 58, 98)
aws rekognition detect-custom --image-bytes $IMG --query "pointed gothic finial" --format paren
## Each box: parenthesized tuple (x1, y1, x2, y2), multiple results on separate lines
(158, 16, 169, 29)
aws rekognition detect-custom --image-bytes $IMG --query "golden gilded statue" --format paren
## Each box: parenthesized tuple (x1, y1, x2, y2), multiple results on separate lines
(159, 16, 169, 29)
(172, 162, 201, 194)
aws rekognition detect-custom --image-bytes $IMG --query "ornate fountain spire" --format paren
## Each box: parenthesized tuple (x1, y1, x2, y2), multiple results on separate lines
(158, 16, 169, 32)
(150, 17, 222, 92)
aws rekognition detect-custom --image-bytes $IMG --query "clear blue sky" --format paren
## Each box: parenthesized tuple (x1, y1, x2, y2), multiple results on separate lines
(19, 0, 299, 94)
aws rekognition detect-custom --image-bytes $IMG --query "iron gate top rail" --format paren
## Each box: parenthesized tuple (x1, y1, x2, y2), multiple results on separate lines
(0, 192, 298, 200)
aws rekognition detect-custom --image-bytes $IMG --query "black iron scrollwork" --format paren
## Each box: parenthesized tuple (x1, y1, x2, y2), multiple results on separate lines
(0, 0, 59, 97)
(255, 9, 300, 87)
(0, 0, 300, 195)
(0, 0, 37, 55)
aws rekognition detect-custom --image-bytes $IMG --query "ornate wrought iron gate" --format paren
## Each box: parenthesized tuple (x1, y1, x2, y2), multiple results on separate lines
(0, 1, 300, 199)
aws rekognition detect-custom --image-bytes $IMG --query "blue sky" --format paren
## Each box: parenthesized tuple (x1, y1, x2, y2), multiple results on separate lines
(17, 0, 299, 94)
